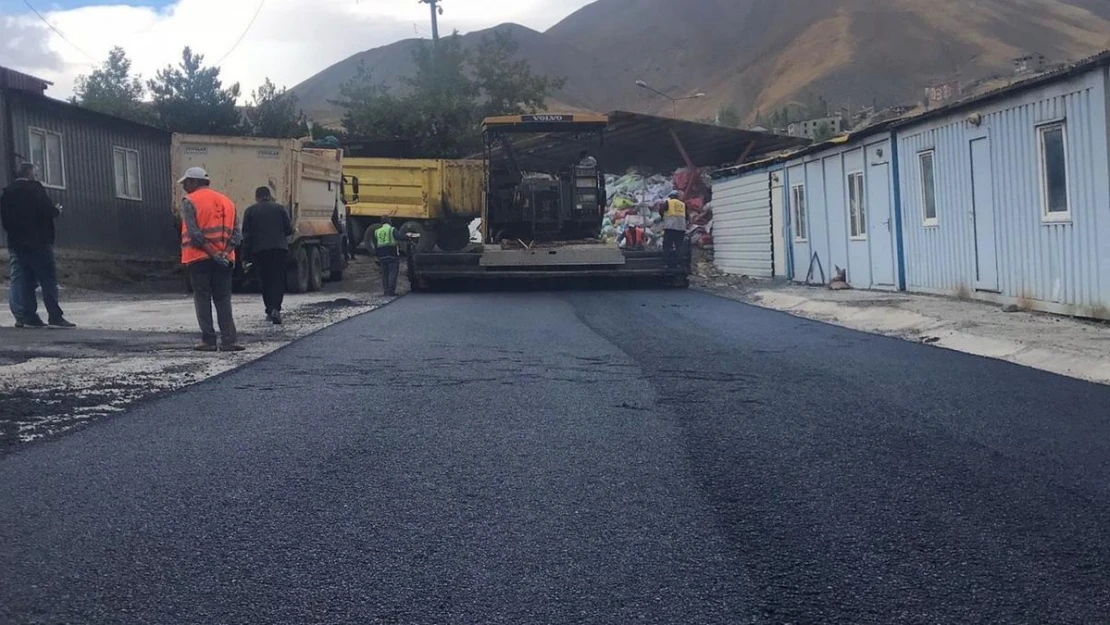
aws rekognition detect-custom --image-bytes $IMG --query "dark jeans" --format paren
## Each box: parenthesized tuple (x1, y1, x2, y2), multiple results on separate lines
(187, 259, 238, 346)
(253, 249, 288, 313)
(380, 256, 400, 295)
(663, 229, 685, 269)
(8, 245, 64, 323)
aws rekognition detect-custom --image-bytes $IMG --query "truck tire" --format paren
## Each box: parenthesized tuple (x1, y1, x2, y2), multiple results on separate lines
(329, 250, 345, 282)
(287, 246, 310, 294)
(399, 221, 435, 253)
(308, 247, 324, 292)
(437, 222, 471, 252)
(347, 219, 365, 255)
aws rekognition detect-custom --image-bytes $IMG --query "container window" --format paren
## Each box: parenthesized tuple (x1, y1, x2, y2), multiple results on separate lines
(113, 147, 142, 200)
(1038, 123, 1069, 221)
(847, 172, 866, 239)
(919, 151, 937, 226)
(29, 127, 65, 188)
(791, 184, 807, 241)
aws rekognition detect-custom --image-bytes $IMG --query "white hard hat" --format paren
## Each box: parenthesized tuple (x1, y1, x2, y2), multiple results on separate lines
(177, 167, 209, 184)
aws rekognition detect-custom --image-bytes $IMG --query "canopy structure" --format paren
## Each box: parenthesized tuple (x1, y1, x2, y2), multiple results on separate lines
(484, 110, 810, 173)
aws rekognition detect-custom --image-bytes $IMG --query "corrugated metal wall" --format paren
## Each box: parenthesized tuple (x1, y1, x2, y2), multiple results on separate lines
(784, 138, 899, 289)
(897, 68, 1110, 316)
(713, 171, 774, 278)
(5, 91, 176, 258)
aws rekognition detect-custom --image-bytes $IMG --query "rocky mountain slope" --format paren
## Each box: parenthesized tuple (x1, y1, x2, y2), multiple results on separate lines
(293, 0, 1110, 124)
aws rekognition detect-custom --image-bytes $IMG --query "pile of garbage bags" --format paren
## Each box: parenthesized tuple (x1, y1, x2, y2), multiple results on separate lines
(601, 167, 714, 250)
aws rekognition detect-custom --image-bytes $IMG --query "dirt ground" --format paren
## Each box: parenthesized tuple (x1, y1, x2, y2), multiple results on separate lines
(0, 252, 401, 451)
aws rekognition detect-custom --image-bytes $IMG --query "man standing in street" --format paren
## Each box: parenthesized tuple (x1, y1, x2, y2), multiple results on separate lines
(179, 167, 245, 352)
(243, 186, 293, 325)
(369, 218, 402, 297)
(0, 163, 75, 329)
(660, 190, 687, 269)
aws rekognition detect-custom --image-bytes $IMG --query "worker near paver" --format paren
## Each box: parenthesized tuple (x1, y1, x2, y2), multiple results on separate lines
(0, 163, 75, 329)
(578, 150, 598, 168)
(660, 190, 687, 269)
(242, 186, 294, 326)
(179, 167, 245, 352)
(369, 217, 402, 297)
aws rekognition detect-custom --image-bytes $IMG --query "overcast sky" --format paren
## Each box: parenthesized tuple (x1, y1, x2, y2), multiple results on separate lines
(0, 0, 595, 99)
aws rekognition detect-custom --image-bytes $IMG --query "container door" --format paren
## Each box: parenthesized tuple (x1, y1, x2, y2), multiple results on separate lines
(771, 175, 786, 277)
(867, 163, 896, 287)
(970, 137, 999, 292)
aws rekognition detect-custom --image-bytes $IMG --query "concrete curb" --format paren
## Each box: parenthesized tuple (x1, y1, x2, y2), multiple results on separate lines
(701, 285, 1110, 386)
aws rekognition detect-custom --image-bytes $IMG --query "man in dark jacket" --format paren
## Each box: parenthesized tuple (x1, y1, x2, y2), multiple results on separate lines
(0, 163, 75, 328)
(242, 186, 293, 324)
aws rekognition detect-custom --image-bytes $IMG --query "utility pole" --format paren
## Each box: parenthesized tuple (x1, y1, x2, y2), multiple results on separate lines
(419, 0, 441, 43)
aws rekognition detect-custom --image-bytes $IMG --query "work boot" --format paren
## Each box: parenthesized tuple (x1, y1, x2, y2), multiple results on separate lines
(21, 317, 46, 329)
(194, 343, 218, 352)
(271, 311, 282, 325)
(48, 317, 76, 329)
(221, 343, 247, 353)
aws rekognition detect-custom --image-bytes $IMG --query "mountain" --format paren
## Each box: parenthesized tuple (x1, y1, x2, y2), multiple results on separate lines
(292, 0, 1110, 126)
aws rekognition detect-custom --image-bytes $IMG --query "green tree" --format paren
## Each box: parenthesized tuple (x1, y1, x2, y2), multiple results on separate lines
(473, 29, 565, 119)
(813, 121, 835, 142)
(335, 30, 565, 158)
(242, 78, 307, 138)
(72, 47, 153, 124)
(402, 33, 480, 157)
(716, 104, 742, 128)
(148, 47, 241, 134)
(332, 62, 415, 140)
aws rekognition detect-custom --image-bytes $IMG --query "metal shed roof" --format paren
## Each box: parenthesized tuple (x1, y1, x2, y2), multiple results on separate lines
(489, 110, 809, 174)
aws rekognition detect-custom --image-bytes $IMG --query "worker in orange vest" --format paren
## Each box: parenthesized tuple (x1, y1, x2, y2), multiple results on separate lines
(179, 167, 245, 352)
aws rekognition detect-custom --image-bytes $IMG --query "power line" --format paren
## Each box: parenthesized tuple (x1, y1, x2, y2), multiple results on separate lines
(20, 0, 97, 63)
(214, 0, 268, 65)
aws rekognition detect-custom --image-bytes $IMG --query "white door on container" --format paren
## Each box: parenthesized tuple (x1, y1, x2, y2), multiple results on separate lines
(771, 177, 786, 277)
(970, 137, 999, 291)
(868, 163, 896, 286)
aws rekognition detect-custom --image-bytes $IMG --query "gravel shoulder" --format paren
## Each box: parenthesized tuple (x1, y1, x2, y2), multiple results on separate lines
(0, 256, 399, 449)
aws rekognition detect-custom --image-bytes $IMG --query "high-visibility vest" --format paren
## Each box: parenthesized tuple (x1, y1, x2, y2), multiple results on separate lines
(375, 224, 397, 247)
(663, 198, 687, 231)
(181, 188, 237, 265)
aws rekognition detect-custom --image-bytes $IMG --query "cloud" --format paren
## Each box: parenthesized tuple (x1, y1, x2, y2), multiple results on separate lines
(0, 15, 63, 72)
(4, 0, 594, 99)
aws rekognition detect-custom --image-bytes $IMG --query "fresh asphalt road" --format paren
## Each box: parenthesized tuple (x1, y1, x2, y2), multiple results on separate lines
(3, 289, 1110, 624)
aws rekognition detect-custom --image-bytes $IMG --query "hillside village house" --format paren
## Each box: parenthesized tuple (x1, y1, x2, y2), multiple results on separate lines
(0, 67, 176, 257)
(712, 51, 1110, 320)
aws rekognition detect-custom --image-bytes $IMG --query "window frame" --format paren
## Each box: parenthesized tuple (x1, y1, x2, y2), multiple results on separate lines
(28, 126, 66, 189)
(918, 149, 938, 227)
(790, 183, 807, 242)
(1037, 121, 1071, 223)
(113, 146, 143, 201)
(847, 170, 867, 240)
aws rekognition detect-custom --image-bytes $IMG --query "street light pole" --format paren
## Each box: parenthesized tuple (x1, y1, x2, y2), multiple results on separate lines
(635, 80, 706, 118)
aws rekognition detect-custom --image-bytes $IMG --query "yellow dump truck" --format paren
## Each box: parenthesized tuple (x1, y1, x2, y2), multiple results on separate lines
(342, 158, 483, 253)
(171, 134, 347, 293)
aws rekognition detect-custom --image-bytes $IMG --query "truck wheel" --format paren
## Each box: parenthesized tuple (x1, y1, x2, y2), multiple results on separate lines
(308, 247, 324, 292)
(399, 221, 435, 253)
(287, 246, 310, 294)
(347, 219, 365, 254)
(437, 222, 471, 252)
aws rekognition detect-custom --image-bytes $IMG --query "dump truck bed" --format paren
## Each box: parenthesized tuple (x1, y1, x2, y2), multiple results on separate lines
(171, 134, 342, 238)
(344, 158, 483, 221)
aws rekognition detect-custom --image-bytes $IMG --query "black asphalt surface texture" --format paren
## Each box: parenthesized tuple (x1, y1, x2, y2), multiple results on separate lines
(3, 289, 1110, 624)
